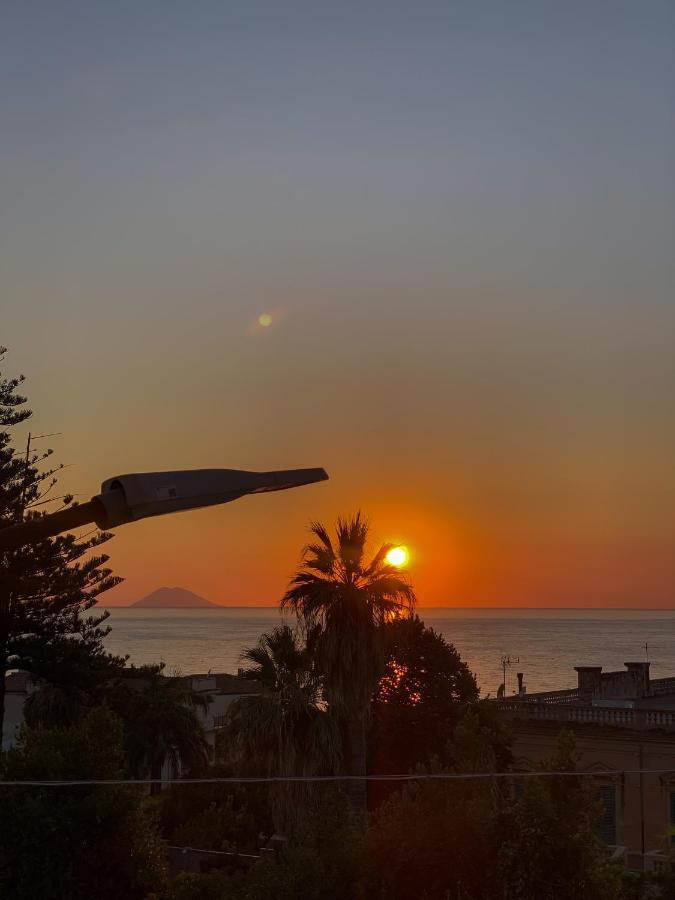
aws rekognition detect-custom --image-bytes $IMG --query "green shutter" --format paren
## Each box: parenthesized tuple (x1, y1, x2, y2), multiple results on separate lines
(597, 785, 617, 845)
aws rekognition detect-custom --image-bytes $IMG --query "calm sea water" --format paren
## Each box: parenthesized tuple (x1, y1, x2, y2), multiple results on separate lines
(99, 607, 675, 697)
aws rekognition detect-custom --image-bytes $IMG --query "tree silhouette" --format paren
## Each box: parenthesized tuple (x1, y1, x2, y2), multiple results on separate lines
(371, 614, 479, 775)
(222, 624, 340, 831)
(105, 667, 210, 788)
(0, 707, 166, 899)
(282, 513, 415, 811)
(0, 347, 122, 741)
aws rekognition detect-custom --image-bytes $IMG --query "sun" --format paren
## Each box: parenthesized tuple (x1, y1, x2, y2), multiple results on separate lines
(258, 313, 273, 327)
(386, 545, 409, 568)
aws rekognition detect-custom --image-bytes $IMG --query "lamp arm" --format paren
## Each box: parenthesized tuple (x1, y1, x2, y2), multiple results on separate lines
(0, 499, 106, 551)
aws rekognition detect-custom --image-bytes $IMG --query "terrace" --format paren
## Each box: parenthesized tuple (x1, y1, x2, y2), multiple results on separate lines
(496, 662, 675, 732)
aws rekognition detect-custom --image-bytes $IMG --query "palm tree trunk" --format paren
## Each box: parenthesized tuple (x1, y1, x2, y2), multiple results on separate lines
(345, 714, 368, 815)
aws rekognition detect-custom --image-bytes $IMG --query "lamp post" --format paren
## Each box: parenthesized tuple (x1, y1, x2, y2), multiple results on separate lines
(0, 466, 328, 551)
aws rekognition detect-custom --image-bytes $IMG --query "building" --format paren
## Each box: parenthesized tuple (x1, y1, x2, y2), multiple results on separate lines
(182, 672, 261, 751)
(496, 661, 675, 869)
(2, 670, 37, 751)
(1, 669, 260, 758)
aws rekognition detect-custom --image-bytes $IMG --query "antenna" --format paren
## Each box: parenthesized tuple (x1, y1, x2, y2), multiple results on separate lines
(500, 655, 520, 695)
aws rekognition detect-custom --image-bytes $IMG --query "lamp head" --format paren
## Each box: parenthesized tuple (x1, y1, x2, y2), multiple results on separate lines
(95, 467, 329, 528)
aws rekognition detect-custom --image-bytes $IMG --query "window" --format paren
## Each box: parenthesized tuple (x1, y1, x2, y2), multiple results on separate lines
(597, 785, 617, 845)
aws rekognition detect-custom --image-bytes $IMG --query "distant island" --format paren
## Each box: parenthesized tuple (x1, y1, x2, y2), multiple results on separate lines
(131, 587, 219, 609)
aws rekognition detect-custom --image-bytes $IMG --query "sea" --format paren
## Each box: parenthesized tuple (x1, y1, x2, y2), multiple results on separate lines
(99, 607, 675, 697)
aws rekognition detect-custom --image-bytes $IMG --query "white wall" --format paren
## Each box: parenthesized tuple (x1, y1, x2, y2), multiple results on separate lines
(2, 692, 28, 751)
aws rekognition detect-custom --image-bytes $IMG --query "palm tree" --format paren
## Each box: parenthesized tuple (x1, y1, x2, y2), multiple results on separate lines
(224, 624, 340, 775)
(23, 681, 86, 730)
(107, 669, 210, 791)
(25, 665, 210, 793)
(222, 624, 340, 831)
(282, 513, 416, 810)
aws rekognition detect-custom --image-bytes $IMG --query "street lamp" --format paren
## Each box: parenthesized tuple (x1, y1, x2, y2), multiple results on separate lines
(0, 466, 328, 551)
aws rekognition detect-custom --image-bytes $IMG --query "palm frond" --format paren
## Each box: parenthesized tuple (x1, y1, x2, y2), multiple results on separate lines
(335, 511, 369, 573)
(364, 542, 395, 577)
(308, 521, 335, 557)
(280, 514, 417, 768)
(301, 542, 336, 576)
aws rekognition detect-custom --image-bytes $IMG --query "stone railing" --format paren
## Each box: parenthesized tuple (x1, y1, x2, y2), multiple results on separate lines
(496, 701, 675, 732)
(646, 710, 675, 730)
(511, 688, 579, 705)
(649, 677, 675, 697)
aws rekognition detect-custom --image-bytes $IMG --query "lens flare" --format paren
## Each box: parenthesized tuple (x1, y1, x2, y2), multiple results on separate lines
(258, 313, 273, 327)
(386, 545, 409, 568)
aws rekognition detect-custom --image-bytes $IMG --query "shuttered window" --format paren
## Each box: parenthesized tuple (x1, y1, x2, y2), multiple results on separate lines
(597, 785, 617, 845)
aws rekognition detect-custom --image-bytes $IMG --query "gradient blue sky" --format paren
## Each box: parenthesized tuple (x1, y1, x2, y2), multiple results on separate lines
(2, 1, 674, 605)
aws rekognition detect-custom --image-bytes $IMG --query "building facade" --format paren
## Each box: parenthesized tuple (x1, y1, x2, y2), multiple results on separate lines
(2, 670, 37, 751)
(497, 662, 675, 869)
(184, 672, 261, 750)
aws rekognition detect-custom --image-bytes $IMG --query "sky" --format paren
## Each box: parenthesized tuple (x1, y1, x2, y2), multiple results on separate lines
(2, 1, 674, 607)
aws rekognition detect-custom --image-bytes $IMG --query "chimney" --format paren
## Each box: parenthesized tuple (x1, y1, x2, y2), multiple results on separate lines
(574, 666, 603, 700)
(625, 662, 650, 698)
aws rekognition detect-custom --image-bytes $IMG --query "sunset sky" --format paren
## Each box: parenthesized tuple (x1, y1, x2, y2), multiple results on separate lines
(3, 2, 674, 607)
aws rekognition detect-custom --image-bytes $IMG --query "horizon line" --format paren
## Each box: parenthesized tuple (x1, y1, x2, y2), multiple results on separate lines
(96, 604, 675, 611)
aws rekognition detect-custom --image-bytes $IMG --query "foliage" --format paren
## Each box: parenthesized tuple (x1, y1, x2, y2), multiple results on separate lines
(371, 613, 480, 774)
(159, 772, 266, 853)
(222, 624, 340, 777)
(642, 851, 675, 898)
(24, 658, 210, 786)
(162, 789, 365, 900)
(220, 624, 341, 831)
(282, 513, 415, 807)
(445, 702, 513, 773)
(21, 648, 128, 730)
(164, 871, 234, 900)
(234, 790, 364, 900)
(366, 760, 500, 900)
(0, 707, 166, 900)
(365, 731, 624, 900)
(105, 667, 210, 782)
(0, 347, 123, 735)
(497, 731, 624, 900)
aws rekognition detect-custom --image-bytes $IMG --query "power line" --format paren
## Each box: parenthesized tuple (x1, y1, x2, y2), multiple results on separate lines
(2, 768, 675, 787)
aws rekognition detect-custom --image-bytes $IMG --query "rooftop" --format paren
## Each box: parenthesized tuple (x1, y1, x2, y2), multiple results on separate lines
(4, 669, 261, 697)
(184, 673, 262, 695)
(496, 662, 675, 733)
